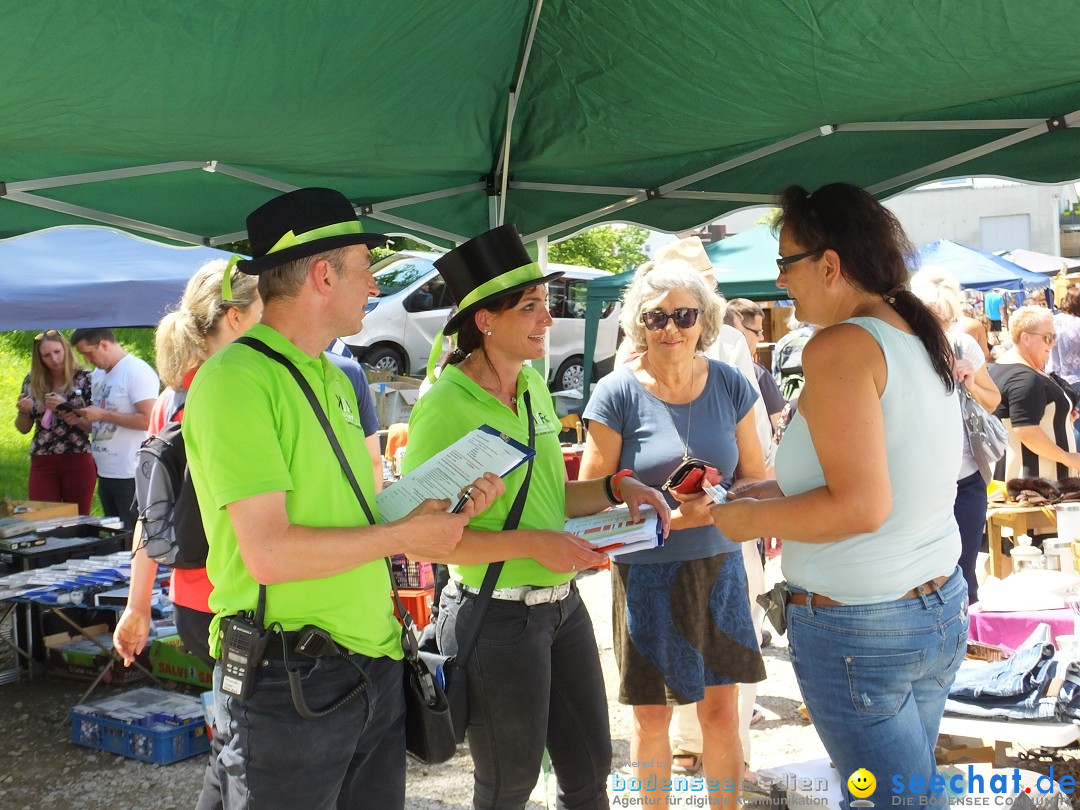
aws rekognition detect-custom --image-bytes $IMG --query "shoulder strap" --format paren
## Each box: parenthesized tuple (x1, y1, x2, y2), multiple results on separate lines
(167, 388, 187, 423)
(446, 390, 536, 666)
(237, 336, 375, 525)
(237, 335, 379, 626)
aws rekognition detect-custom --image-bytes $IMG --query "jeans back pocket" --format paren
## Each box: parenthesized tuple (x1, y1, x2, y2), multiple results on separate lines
(845, 649, 925, 716)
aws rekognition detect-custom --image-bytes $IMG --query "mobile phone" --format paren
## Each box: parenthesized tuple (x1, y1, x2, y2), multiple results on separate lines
(55, 402, 76, 413)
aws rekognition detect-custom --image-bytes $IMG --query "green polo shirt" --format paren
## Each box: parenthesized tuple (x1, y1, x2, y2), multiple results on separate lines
(184, 324, 399, 660)
(403, 363, 569, 589)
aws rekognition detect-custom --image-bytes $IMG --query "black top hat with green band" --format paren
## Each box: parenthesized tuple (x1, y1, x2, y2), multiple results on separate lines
(435, 224, 563, 335)
(236, 187, 388, 275)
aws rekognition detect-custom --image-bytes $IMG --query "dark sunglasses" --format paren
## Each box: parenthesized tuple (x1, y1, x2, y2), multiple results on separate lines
(640, 307, 700, 331)
(775, 249, 823, 273)
(34, 329, 61, 342)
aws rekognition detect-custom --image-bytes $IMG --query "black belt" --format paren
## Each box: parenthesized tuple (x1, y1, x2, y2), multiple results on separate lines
(261, 629, 356, 661)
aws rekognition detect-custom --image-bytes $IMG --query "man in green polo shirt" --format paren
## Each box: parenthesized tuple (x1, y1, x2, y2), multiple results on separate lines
(184, 187, 501, 810)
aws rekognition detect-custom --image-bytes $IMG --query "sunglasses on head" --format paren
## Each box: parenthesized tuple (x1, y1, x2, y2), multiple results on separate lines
(34, 329, 61, 342)
(640, 307, 700, 331)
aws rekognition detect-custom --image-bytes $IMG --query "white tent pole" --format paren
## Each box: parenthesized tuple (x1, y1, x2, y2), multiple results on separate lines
(522, 193, 649, 244)
(374, 183, 485, 211)
(495, 0, 544, 226)
(4, 161, 205, 192)
(364, 211, 468, 245)
(2, 190, 206, 244)
(205, 163, 299, 192)
(868, 110, 1080, 196)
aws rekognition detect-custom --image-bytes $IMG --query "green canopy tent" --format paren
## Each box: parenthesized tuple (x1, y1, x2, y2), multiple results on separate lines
(581, 225, 785, 390)
(0, 2, 1079, 250)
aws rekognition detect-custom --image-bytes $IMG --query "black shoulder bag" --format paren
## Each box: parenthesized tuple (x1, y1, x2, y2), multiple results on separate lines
(239, 337, 534, 763)
(414, 390, 535, 753)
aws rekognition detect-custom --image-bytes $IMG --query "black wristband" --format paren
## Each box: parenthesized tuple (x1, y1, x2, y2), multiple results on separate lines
(602, 473, 618, 505)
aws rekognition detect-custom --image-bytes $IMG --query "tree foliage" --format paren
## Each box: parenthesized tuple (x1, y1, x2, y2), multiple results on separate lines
(548, 225, 649, 274)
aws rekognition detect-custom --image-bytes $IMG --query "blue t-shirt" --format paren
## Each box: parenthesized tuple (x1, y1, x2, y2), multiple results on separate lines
(984, 291, 1004, 321)
(583, 359, 757, 563)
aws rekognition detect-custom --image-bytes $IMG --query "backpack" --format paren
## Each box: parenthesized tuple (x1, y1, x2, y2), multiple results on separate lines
(134, 395, 208, 568)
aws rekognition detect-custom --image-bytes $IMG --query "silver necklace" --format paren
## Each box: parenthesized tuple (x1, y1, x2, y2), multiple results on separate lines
(653, 356, 695, 461)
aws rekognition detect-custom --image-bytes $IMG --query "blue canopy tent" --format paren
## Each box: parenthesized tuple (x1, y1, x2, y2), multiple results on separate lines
(0, 226, 236, 330)
(582, 225, 786, 397)
(914, 239, 1049, 292)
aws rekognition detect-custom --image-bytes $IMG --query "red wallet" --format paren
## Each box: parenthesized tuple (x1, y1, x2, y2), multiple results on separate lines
(661, 458, 722, 495)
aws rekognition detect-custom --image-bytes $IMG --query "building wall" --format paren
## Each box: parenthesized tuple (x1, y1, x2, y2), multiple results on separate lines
(882, 181, 1074, 255)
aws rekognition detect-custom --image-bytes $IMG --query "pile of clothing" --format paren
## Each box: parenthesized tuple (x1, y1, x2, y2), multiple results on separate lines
(946, 626, 1080, 721)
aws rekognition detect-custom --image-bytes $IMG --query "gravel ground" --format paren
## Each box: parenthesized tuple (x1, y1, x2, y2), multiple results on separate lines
(2, 560, 1078, 809)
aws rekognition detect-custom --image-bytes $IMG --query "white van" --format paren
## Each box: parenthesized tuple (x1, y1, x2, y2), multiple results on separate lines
(340, 251, 620, 390)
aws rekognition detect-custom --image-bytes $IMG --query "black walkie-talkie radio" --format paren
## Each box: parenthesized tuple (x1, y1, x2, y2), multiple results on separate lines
(220, 613, 271, 700)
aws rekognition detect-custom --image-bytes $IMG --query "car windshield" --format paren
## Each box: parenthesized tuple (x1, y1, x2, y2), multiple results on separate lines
(372, 259, 435, 297)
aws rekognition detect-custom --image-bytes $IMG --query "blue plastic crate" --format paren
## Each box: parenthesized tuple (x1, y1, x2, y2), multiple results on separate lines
(70, 691, 210, 765)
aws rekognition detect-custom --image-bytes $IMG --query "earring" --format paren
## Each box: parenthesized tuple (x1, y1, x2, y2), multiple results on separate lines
(485, 330, 492, 336)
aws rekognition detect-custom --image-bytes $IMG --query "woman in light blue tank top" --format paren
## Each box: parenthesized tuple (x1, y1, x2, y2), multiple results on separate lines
(677, 183, 968, 810)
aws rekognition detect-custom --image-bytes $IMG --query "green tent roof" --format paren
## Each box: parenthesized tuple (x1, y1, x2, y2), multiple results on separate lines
(1, 2, 1078, 247)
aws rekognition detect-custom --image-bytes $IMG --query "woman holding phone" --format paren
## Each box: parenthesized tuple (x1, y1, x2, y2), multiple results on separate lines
(14, 329, 96, 514)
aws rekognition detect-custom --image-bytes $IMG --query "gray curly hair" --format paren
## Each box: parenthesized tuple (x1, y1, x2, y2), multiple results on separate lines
(619, 259, 726, 353)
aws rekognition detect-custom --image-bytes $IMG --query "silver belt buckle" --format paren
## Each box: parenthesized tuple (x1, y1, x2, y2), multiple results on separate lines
(523, 583, 570, 606)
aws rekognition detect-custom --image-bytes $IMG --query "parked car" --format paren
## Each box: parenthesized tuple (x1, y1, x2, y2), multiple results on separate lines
(340, 251, 619, 390)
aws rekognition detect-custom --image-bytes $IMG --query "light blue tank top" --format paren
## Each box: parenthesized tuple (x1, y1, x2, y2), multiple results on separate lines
(775, 317, 962, 604)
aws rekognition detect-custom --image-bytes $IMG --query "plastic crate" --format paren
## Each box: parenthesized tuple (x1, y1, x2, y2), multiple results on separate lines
(69, 687, 209, 765)
(393, 587, 434, 629)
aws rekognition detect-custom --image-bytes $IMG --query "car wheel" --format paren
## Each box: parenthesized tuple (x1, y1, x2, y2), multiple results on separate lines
(363, 346, 407, 376)
(554, 355, 589, 392)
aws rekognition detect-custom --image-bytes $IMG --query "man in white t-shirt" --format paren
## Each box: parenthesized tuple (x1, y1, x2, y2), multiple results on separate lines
(71, 328, 159, 528)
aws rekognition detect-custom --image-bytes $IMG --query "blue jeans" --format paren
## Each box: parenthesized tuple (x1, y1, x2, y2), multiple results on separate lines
(97, 475, 136, 529)
(786, 568, 968, 810)
(953, 472, 987, 605)
(204, 652, 405, 810)
(946, 641, 1066, 721)
(436, 583, 611, 810)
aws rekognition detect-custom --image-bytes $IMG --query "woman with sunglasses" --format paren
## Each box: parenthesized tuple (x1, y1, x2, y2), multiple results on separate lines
(579, 259, 766, 808)
(14, 329, 96, 514)
(405, 226, 669, 810)
(682, 183, 968, 810)
(989, 304, 1080, 482)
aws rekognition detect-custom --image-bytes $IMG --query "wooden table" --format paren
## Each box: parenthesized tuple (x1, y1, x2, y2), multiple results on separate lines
(984, 504, 1057, 577)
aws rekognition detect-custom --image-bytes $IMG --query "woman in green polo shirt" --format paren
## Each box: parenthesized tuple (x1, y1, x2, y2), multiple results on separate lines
(404, 225, 669, 810)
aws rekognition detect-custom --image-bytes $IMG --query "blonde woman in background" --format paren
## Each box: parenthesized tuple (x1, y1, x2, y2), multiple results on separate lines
(14, 329, 96, 514)
(115, 260, 262, 669)
(911, 268, 1000, 604)
(989, 305, 1080, 481)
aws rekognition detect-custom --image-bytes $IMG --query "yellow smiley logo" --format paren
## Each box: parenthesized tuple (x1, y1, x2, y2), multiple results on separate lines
(848, 768, 876, 798)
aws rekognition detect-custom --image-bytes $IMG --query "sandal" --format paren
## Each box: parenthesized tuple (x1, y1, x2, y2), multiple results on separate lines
(672, 749, 701, 775)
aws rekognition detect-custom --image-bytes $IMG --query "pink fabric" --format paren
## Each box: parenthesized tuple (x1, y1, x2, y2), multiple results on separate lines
(967, 603, 1075, 651)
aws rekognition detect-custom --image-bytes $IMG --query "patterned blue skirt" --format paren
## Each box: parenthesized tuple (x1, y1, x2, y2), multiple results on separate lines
(611, 552, 765, 705)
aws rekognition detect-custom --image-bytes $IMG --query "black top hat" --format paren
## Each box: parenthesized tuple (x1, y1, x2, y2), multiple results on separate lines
(236, 187, 388, 274)
(435, 225, 563, 335)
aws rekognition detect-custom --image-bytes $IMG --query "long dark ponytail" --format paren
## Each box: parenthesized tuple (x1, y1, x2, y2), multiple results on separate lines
(778, 183, 955, 393)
